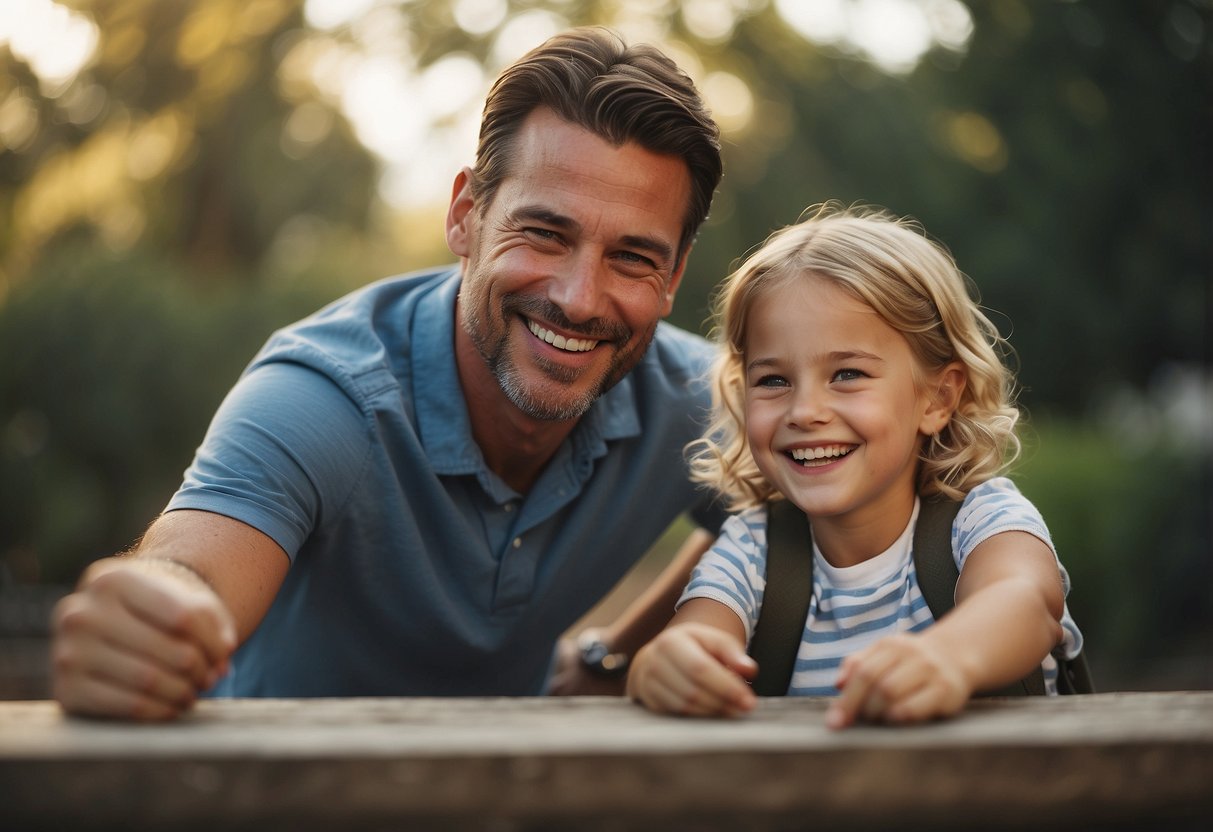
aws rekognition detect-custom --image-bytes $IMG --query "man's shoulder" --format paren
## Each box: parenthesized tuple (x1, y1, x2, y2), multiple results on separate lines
(310, 265, 458, 328)
(252, 265, 458, 378)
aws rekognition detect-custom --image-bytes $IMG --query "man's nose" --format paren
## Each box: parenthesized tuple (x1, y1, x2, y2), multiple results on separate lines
(548, 251, 606, 324)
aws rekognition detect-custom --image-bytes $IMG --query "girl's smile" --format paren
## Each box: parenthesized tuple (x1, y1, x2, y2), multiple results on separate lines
(785, 443, 857, 468)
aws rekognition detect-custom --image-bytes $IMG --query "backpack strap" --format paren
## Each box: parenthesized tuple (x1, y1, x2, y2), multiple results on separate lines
(914, 496, 1067, 697)
(749, 500, 814, 696)
(916, 496, 1098, 695)
(748, 496, 1093, 697)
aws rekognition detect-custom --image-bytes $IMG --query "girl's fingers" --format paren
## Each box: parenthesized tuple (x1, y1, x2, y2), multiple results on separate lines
(629, 625, 757, 717)
(828, 644, 900, 729)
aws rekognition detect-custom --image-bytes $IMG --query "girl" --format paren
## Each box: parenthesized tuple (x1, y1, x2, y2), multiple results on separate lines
(627, 204, 1084, 728)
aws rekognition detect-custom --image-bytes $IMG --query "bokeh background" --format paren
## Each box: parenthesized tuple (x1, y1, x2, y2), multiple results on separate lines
(0, 0, 1209, 695)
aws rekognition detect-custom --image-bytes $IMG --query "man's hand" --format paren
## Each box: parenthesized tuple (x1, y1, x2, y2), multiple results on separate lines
(626, 621, 757, 717)
(51, 557, 237, 721)
(825, 632, 970, 729)
(545, 634, 628, 696)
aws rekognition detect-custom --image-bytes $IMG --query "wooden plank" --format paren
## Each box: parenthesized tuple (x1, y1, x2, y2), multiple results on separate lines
(1, 692, 1210, 831)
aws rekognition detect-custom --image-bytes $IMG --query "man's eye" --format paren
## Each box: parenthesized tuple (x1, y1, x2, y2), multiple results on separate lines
(619, 251, 655, 266)
(614, 251, 658, 274)
(526, 227, 560, 242)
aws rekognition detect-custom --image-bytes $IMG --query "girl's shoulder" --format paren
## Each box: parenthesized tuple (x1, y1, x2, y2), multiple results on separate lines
(953, 476, 1054, 561)
(959, 476, 1042, 519)
(715, 504, 772, 552)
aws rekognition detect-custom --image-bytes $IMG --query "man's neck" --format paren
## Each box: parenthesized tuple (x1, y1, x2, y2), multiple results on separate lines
(454, 316, 578, 495)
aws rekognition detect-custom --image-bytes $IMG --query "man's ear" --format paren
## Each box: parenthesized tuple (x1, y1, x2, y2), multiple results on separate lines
(660, 245, 692, 317)
(445, 167, 476, 258)
(920, 362, 967, 435)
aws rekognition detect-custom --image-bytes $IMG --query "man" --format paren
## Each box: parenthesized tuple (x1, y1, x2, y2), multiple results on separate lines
(51, 27, 724, 719)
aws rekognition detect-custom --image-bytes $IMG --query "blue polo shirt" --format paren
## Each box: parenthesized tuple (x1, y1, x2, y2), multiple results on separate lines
(169, 266, 721, 696)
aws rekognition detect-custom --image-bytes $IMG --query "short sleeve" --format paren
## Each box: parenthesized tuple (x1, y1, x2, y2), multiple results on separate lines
(166, 361, 372, 558)
(678, 506, 770, 641)
(953, 477, 1069, 596)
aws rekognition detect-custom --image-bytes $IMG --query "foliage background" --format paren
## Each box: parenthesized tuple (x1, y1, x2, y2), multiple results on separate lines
(1, 0, 1209, 691)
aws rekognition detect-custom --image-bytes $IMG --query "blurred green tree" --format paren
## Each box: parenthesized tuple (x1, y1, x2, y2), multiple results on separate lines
(0, 0, 379, 285)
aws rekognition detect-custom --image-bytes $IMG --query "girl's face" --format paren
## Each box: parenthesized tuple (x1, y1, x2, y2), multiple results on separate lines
(743, 277, 949, 559)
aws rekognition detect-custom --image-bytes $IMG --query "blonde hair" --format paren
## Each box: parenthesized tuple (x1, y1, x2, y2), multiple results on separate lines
(690, 203, 1022, 510)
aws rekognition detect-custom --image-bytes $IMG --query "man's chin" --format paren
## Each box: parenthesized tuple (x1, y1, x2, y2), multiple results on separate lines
(496, 368, 601, 422)
(505, 387, 598, 422)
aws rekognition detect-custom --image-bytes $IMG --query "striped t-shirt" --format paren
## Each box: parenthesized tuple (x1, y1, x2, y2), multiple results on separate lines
(679, 477, 1085, 696)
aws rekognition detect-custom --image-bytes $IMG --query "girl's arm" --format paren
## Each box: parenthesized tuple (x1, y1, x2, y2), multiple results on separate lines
(827, 530, 1064, 729)
(626, 598, 758, 717)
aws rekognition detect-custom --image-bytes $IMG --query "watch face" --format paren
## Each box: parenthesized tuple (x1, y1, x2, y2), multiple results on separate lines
(582, 641, 609, 664)
(580, 640, 628, 676)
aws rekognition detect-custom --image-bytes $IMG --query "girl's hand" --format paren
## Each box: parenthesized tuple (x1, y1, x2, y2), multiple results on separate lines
(825, 632, 971, 729)
(627, 622, 758, 717)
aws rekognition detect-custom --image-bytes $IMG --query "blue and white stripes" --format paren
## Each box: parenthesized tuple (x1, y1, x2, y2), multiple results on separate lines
(679, 477, 1084, 696)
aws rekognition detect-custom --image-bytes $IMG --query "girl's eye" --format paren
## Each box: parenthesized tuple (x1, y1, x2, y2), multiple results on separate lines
(754, 374, 789, 389)
(832, 368, 866, 383)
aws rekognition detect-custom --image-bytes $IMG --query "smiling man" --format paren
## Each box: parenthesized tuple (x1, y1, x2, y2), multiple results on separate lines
(51, 28, 725, 719)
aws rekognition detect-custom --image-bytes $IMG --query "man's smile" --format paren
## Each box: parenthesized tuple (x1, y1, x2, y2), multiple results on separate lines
(526, 319, 600, 353)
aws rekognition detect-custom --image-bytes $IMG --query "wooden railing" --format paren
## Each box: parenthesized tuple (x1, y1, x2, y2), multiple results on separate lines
(1, 692, 1210, 830)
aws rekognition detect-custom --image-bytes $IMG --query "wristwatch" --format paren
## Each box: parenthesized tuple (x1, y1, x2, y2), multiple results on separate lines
(578, 632, 630, 677)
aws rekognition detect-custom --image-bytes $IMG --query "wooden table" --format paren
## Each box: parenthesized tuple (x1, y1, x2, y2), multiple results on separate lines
(1, 692, 1210, 831)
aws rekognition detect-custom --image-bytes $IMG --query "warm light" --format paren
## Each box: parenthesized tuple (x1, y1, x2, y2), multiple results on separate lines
(775, 0, 973, 75)
(304, 0, 377, 31)
(682, 0, 739, 44)
(0, 0, 100, 93)
(453, 0, 509, 36)
(702, 71, 754, 134)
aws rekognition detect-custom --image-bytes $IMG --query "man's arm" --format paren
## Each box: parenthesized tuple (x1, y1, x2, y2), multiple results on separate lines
(547, 526, 714, 695)
(51, 509, 290, 721)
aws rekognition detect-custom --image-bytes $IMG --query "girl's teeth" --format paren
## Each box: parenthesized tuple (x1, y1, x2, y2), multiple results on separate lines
(790, 445, 852, 462)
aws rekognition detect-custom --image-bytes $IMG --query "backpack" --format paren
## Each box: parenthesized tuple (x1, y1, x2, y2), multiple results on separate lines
(748, 496, 1095, 697)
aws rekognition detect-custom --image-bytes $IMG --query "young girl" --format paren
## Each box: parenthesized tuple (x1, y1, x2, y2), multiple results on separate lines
(627, 204, 1084, 728)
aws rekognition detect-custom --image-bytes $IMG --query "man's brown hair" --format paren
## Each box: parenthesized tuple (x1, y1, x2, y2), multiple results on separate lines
(472, 27, 722, 261)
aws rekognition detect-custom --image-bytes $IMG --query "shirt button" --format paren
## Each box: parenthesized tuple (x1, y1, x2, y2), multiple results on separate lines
(503, 503, 515, 513)
(513, 537, 522, 548)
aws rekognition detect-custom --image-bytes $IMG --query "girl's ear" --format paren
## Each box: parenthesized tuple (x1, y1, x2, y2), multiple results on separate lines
(920, 362, 966, 435)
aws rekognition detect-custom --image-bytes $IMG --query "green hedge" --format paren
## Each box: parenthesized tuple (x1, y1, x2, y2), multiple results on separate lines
(1015, 419, 1210, 689)
(0, 250, 340, 583)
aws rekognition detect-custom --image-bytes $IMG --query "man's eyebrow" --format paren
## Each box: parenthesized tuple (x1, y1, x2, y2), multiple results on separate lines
(512, 205, 578, 230)
(511, 206, 675, 264)
(620, 234, 674, 264)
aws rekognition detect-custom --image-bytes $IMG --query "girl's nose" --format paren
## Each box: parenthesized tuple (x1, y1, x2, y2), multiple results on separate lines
(787, 386, 830, 429)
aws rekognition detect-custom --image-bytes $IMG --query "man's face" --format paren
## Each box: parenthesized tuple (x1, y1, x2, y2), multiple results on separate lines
(447, 107, 692, 422)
